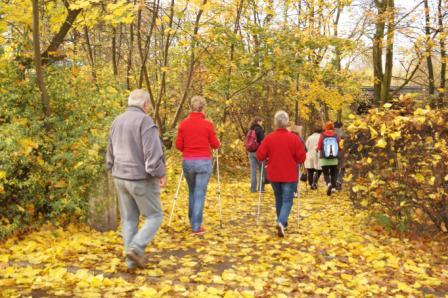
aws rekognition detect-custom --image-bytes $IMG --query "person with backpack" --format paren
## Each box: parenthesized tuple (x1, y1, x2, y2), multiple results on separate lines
(256, 111, 306, 237)
(175, 96, 220, 235)
(317, 121, 342, 196)
(305, 125, 323, 189)
(246, 116, 265, 192)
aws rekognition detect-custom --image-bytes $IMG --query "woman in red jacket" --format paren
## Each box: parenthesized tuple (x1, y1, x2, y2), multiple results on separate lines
(256, 111, 306, 237)
(175, 96, 220, 235)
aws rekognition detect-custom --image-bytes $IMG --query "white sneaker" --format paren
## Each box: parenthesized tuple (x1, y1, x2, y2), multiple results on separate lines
(276, 222, 285, 237)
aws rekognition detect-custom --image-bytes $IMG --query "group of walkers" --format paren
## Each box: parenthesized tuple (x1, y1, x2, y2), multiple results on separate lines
(106, 90, 345, 269)
(248, 118, 346, 197)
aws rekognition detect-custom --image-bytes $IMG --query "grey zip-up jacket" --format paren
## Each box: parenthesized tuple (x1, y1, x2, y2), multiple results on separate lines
(106, 106, 166, 180)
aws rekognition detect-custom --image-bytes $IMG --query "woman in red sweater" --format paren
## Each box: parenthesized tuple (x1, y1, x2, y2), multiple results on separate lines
(256, 111, 306, 237)
(175, 96, 220, 235)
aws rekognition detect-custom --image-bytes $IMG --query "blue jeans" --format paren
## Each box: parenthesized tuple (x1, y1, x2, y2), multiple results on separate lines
(182, 159, 213, 231)
(114, 177, 163, 268)
(271, 182, 298, 227)
(248, 152, 265, 192)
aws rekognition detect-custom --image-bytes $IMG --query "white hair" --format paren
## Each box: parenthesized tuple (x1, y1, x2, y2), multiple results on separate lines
(128, 89, 150, 108)
(274, 110, 289, 128)
(190, 95, 207, 112)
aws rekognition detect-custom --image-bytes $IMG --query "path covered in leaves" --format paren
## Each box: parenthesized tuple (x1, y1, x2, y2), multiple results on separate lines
(1, 171, 447, 297)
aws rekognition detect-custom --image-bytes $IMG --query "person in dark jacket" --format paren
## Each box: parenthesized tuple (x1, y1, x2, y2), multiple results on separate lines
(257, 111, 306, 237)
(334, 121, 347, 190)
(248, 116, 265, 192)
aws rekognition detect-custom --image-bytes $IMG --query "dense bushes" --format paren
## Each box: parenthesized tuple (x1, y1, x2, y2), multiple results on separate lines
(346, 96, 448, 232)
(0, 63, 125, 239)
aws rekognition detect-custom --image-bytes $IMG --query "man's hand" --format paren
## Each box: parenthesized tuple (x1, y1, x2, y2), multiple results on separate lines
(159, 176, 167, 188)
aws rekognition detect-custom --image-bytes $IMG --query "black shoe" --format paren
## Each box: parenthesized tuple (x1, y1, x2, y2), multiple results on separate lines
(326, 183, 332, 196)
(311, 184, 317, 190)
(336, 182, 342, 191)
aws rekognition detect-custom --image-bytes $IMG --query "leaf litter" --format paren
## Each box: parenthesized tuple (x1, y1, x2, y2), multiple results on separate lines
(0, 173, 447, 297)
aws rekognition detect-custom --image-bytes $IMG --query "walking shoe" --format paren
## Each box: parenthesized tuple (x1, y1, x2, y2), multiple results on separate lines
(326, 183, 332, 196)
(311, 184, 317, 190)
(276, 222, 285, 237)
(125, 248, 147, 269)
(192, 226, 206, 235)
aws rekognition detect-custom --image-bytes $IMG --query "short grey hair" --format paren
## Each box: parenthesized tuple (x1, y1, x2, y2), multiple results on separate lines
(190, 95, 207, 112)
(128, 89, 150, 108)
(274, 110, 289, 128)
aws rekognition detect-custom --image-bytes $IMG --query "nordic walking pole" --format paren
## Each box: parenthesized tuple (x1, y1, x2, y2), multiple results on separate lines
(168, 170, 184, 227)
(297, 165, 301, 225)
(256, 161, 264, 225)
(215, 151, 223, 228)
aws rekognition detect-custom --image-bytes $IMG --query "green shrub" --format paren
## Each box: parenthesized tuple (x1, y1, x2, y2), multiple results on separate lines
(346, 96, 448, 233)
(0, 63, 125, 239)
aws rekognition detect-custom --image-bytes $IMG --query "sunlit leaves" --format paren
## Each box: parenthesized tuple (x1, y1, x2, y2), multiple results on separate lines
(346, 95, 448, 232)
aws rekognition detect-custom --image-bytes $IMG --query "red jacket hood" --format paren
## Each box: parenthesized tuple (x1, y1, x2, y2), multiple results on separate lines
(323, 130, 335, 137)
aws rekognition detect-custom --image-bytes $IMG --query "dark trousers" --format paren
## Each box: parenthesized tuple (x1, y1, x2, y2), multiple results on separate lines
(307, 169, 322, 186)
(322, 166, 338, 188)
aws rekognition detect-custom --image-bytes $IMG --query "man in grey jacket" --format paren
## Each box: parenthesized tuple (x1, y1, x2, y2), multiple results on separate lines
(106, 89, 166, 269)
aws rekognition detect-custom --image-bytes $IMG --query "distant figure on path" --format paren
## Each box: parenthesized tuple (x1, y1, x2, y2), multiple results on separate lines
(317, 121, 341, 196)
(334, 121, 348, 190)
(106, 89, 166, 269)
(246, 116, 265, 192)
(175, 96, 220, 235)
(256, 111, 306, 237)
(305, 125, 323, 189)
(290, 125, 307, 185)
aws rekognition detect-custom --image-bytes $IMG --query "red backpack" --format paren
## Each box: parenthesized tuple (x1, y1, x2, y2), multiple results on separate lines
(244, 129, 259, 152)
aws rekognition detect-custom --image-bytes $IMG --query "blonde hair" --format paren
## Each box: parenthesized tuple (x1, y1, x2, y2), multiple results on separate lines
(190, 95, 207, 112)
(274, 110, 289, 128)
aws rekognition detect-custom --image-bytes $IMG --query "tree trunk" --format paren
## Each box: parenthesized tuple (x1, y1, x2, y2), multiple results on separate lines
(112, 27, 118, 77)
(373, 0, 386, 104)
(88, 172, 118, 232)
(220, 0, 244, 141)
(154, 0, 174, 128)
(41, 6, 82, 64)
(83, 26, 97, 84)
(424, 0, 436, 95)
(32, 0, 50, 117)
(126, 15, 134, 90)
(334, 1, 343, 123)
(381, 0, 394, 103)
(295, 73, 300, 125)
(170, 0, 207, 131)
(438, 0, 446, 107)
